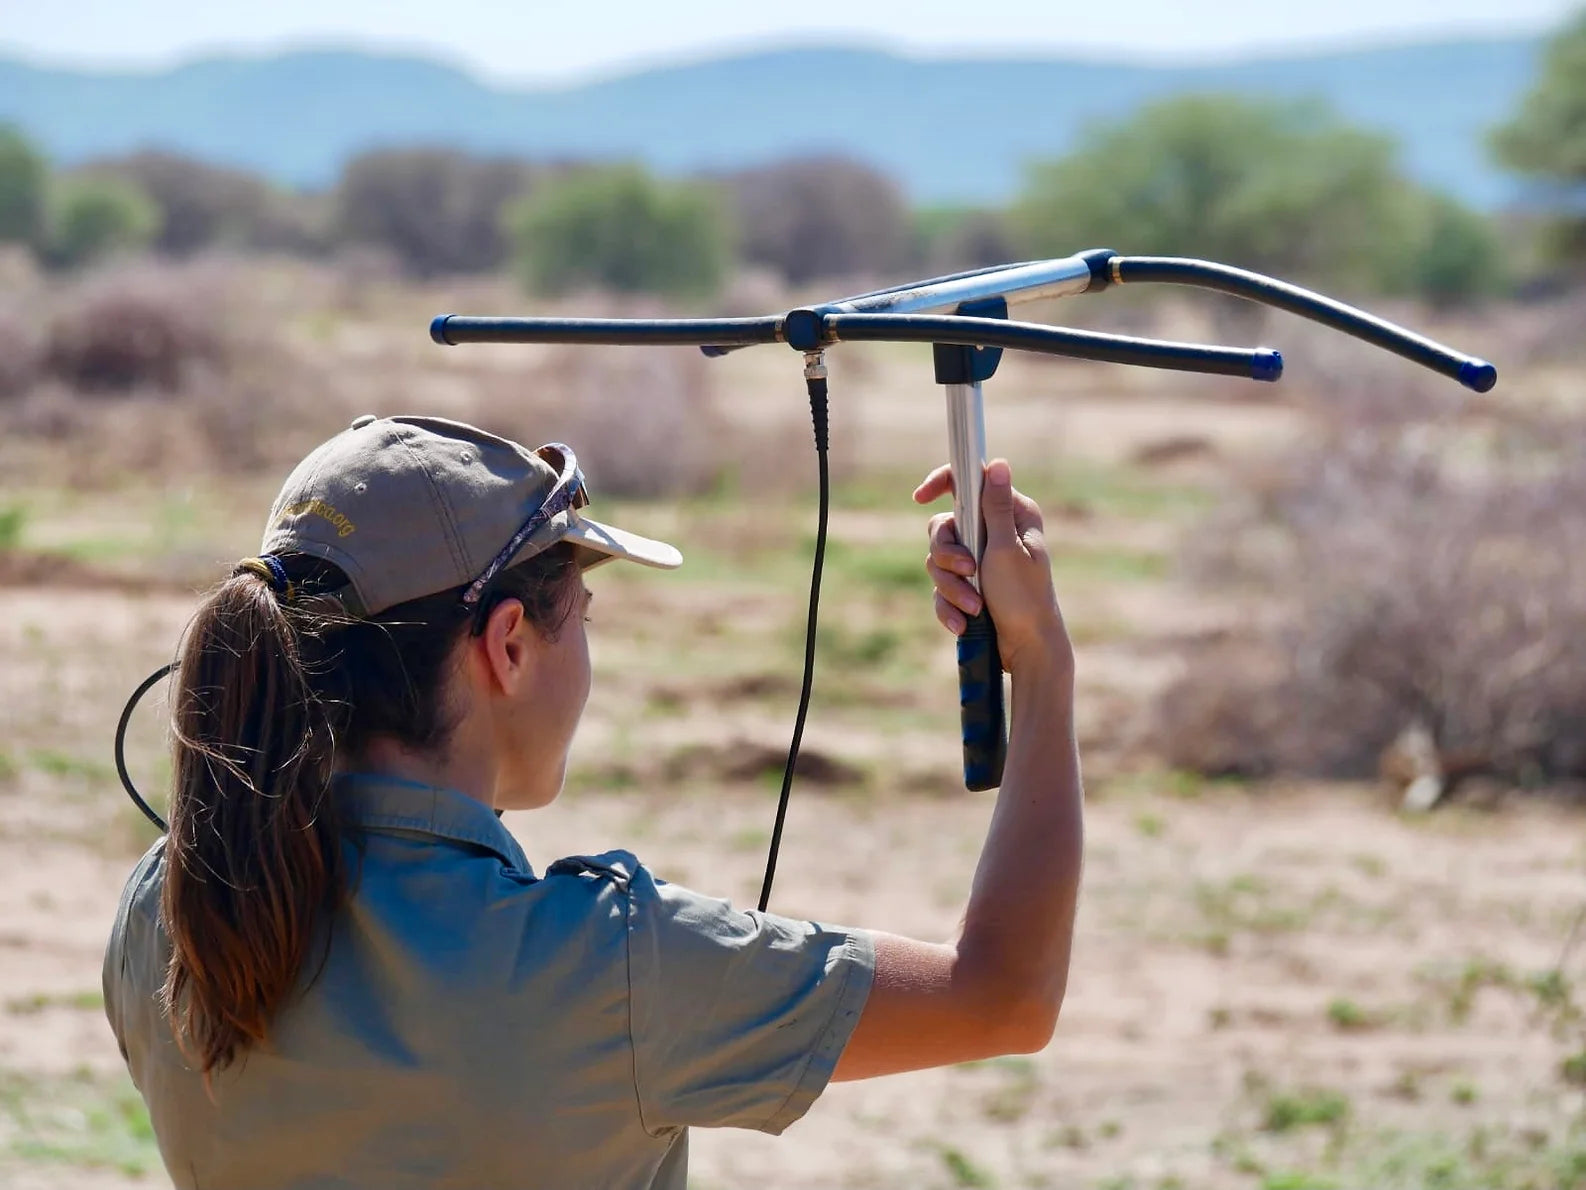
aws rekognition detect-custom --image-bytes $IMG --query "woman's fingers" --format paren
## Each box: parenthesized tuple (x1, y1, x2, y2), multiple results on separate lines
(934, 593, 967, 636)
(913, 464, 955, 505)
(927, 559, 982, 617)
(927, 512, 976, 576)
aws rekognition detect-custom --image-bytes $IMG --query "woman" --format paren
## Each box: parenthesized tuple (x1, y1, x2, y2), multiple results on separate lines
(104, 414, 1084, 1189)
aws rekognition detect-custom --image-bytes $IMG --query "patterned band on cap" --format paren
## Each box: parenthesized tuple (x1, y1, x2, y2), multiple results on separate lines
(460, 442, 585, 607)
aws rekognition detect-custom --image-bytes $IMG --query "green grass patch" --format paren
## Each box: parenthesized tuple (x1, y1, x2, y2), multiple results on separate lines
(5, 990, 104, 1015)
(1052, 543, 1169, 585)
(1195, 874, 1312, 940)
(0, 503, 27, 552)
(1262, 1174, 1338, 1190)
(1262, 1087, 1351, 1133)
(814, 621, 909, 671)
(1134, 811, 1166, 838)
(0, 1067, 159, 1178)
(1325, 997, 1382, 1031)
(28, 749, 116, 784)
(938, 1145, 996, 1188)
(815, 535, 925, 593)
(1026, 460, 1218, 523)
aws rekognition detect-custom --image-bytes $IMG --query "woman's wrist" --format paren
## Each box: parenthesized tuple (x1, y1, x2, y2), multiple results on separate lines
(1006, 631, 1076, 692)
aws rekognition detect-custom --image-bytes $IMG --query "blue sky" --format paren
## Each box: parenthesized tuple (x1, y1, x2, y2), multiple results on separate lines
(0, 0, 1575, 82)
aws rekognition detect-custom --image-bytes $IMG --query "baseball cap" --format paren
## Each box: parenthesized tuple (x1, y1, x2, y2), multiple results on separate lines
(258, 414, 681, 616)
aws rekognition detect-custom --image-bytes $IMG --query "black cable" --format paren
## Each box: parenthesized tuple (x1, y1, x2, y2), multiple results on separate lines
(116, 663, 174, 833)
(758, 367, 829, 912)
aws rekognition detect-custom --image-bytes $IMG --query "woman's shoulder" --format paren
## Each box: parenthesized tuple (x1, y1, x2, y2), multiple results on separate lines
(112, 838, 167, 932)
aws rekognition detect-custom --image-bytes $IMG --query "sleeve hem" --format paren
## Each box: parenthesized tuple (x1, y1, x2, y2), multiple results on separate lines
(758, 928, 877, 1136)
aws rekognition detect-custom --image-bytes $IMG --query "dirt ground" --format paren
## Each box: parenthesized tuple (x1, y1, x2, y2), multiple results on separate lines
(0, 611, 1578, 1189)
(0, 277, 1580, 1188)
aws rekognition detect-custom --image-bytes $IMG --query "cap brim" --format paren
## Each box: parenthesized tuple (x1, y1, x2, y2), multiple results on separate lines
(563, 514, 683, 571)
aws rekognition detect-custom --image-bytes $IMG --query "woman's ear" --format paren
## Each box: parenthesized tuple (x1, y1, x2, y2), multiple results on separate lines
(476, 597, 531, 695)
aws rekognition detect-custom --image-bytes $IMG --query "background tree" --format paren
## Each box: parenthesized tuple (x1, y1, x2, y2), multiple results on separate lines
(913, 206, 1019, 275)
(1491, 9, 1586, 266)
(1401, 193, 1505, 309)
(1013, 95, 1433, 297)
(87, 150, 318, 256)
(333, 147, 534, 276)
(0, 125, 48, 248)
(43, 174, 161, 269)
(726, 156, 909, 284)
(505, 165, 728, 298)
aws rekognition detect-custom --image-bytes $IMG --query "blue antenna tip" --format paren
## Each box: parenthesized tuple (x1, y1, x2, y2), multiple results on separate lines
(1458, 358, 1497, 393)
(429, 315, 453, 346)
(1251, 348, 1283, 382)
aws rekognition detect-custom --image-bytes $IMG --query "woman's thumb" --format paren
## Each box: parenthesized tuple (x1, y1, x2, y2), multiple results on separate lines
(982, 459, 1018, 548)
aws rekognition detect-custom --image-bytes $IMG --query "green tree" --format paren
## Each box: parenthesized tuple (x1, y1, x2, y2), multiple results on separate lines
(1013, 95, 1423, 295)
(1402, 193, 1505, 308)
(505, 165, 729, 298)
(1491, 9, 1586, 263)
(0, 125, 48, 247)
(45, 175, 161, 268)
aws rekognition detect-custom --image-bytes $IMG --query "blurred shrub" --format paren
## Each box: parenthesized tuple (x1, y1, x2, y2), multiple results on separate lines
(334, 147, 532, 276)
(1156, 418, 1586, 786)
(1401, 192, 1506, 309)
(85, 150, 321, 256)
(0, 125, 47, 247)
(1014, 95, 1476, 300)
(725, 155, 909, 283)
(1491, 9, 1586, 267)
(506, 165, 728, 298)
(471, 337, 723, 497)
(43, 268, 227, 391)
(913, 206, 1020, 275)
(0, 306, 41, 398)
(43, 175, 161, 269)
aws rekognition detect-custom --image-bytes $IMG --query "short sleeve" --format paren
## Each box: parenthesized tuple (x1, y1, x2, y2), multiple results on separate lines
(103, 841, 163, 1064)
(625, 869, 875, 1135)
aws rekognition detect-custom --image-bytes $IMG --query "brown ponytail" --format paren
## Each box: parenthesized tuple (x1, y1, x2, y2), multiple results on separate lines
(161, 546, 580, 1074)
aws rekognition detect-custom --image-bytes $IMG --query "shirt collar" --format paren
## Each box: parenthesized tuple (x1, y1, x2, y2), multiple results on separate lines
(334, 773, 533, 874)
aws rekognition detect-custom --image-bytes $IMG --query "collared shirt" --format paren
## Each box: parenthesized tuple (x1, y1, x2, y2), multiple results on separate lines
(103, 774, 875, 1190)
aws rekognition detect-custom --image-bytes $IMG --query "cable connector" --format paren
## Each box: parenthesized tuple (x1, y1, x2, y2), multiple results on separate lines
(804, 350, 829, 453)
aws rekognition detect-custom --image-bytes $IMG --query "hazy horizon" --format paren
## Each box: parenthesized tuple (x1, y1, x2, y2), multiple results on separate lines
(0, 0, 1572, 85)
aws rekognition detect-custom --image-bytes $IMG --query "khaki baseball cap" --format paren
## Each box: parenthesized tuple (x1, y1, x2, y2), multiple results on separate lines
(259, 414, 681, 616)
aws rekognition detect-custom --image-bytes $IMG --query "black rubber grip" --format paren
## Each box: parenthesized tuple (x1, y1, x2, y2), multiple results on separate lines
(957, 609, 1007, 791)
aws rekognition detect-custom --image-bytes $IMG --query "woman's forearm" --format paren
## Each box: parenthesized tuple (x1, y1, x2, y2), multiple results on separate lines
(955, 645, 1084, 1038)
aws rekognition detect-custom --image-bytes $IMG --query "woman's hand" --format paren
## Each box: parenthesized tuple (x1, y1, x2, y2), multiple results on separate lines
(836, 457, 1086, 1083)
(914, 458, 1072, 677)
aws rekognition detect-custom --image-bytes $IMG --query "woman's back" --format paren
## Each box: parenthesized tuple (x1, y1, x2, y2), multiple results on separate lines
(106, 775, 872, 1190)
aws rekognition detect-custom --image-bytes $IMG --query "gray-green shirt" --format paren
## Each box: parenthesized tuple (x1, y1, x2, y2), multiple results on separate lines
(103, 775, 875, 1189)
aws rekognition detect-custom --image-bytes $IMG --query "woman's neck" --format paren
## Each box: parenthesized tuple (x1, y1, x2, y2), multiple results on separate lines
(343, 717, 499, 809)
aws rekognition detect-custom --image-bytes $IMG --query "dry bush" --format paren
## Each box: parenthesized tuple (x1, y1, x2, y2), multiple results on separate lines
(466, 340, 723, 499)
(1486, 288, 1586, 365)
(1157, 404, 1586, 787)
(458, 293, 842, 500)
(725, 155, 911, 285)
(42, 263, 231, 392)
(2, 258, 352, 480)
(0, 306, 41, 399)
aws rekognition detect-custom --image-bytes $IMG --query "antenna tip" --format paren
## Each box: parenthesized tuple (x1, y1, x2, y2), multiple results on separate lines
(429, 315, 454, 346)
(1459, 358, 1497, 393)
(1251, 348, 1284, 382)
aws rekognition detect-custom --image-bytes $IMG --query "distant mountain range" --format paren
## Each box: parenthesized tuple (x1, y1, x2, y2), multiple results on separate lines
(0, 38, 1542, 207)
